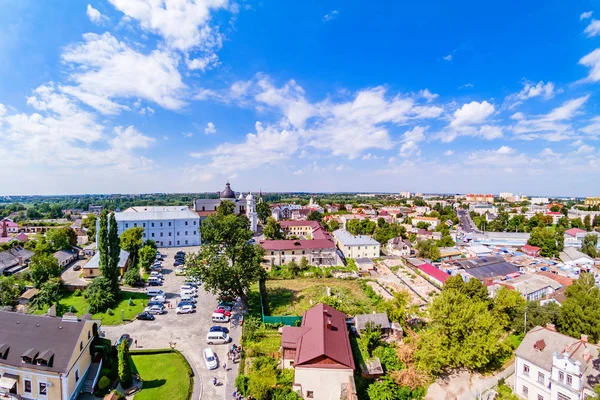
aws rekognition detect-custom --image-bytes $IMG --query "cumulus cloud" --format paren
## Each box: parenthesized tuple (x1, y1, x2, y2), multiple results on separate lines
(584, 19, 600, 37)
(504, 80, 555, 109)
(540, 148, 560, 157)
(451, 101, 495, 127)
(87, 4, 108, 24)
(575, 144, 594, 154)
(417, 89, 439, 103)
(399, 141, 420, 157)
(443, 54, 452, 61)
(579, 49, 600, 82)
(581, 11, 593, 20)
(444, 150, 454, 156)
(204, 122, 216, 134)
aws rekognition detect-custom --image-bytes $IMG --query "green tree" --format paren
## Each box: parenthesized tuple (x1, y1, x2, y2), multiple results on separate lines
(138, 245, 156, 272)
(98, 210, 109, 277)
(415, 239, 440, 261)
(492, 287, 527, 330)
(188, 213, 265, 307)
(327, 219, 340, 232)
(217, 200, 236, 216)
(581, 234, 598, 258)
(550, 205, 561, 212)
(346, 219, 361, 235)
(256, 201, 271, 224)
(558, 273, 600, 342)
(107, 213, 121, 295)
(118, 341, 133, 388)
(82, 213, 97, 241)
(119, 227, 144, 267)
(464, 278, 490, 303)
(287, 260, 300, 276)
(29, 253, 61, 288)
(527, 227, 562, 257)
(86, 277, 117, 313)
(45, 228, 71, 251)
(0, 276, 21, 306)
(123, 268, 141, 286)
(511, 300, 559, 334)
(299, 256, 310, 271)
(263, 218, 284, 240)
(307, 211, 323, 223)
(436, 235, 455, 247)
(415, 222, 431, 230)
(584, 215, 592, 231)
(384, 291, 411, 328)
(32, 278, 62, 310)
(143, 239, 157, 250)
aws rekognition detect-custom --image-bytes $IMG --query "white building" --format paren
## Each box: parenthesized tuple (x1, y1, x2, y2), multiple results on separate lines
(514, 325, 599, 400)
(411, 216, 440, 229)
(114, 206, 201, 247)
(531, 197, 550, 205)
(333, 229, 380, 259)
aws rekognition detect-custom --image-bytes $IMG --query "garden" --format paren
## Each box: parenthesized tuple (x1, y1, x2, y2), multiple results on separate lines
(130, 350, 193, 400)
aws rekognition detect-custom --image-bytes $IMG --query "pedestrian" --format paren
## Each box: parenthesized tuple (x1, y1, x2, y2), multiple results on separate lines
(233, 390, 237, 398)
(134, 339, 138, 348)
(223, 362, 227, 371)
(213, 377, 217, 386)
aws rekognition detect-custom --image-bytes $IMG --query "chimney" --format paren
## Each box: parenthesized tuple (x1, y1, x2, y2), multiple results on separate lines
(546, 323, 556, 331)
(326, 318, 332, 330)
(17, 256, 23, 266)
(581, 334, 588, 343)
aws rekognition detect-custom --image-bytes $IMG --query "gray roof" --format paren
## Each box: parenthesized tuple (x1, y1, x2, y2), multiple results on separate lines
(560, 247, 593, 263)
(333, 229, 380, 247)
(0, 311, 96, 374)
(464, 262, 519, 280)
(354, 313, 390, 332)
(115, 206, 200, 222)
(515, 326, 600, 390)
(0, 247, 34, 273)
(53, 248, 78, 264)
(506, 274, 563, 295)
(84, 249, 129, 269)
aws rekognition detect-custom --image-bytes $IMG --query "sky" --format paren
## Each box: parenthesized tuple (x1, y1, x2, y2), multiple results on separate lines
(1, 1, 600, 196)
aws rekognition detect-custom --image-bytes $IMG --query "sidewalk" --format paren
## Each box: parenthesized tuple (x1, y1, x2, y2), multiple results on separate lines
(223, 302, 243, 400)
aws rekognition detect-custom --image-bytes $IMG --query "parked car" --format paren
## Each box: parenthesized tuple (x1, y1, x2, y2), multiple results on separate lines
(216, 304, 232, 312)
(176, 305, 196, 314)
(212, 313, 230, 323)
(148, 280, 162, 286)
(180, 285, 197, 292)
(173, 261, 184, 267)
(218, 301, 234, 308)
(116, 334, 132, 348)
(146, 289, 164, 297)
(144, 305, 166, 315)
(180, 296, 196, 304)
(136, 312, 155, 321)
(213, 309, 232, 317)
(175, 268, 186, 276)
(147, 300, 164, 307)
(184, 280, 200, 287)
(151, 295, 167, 303)
(203, 348, 218, 370)
(73, 264, 82, 271)
(209, 326, 229, 334)
(206, 331, 231, 344)
(177, 301, 196, 309)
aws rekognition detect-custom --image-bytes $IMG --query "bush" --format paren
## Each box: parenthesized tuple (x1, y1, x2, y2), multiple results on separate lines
(242, 315, 262, 342)
(97, 376, 111, 391)
(74, 289, 83, 297)
(128, 297, 134, 306)
(118, 341, 133, 388)
(100, 368, 111, 377)
(86, 277, 116, 313)
(107, 308, 114, 316)
(69, 305, 76, 313)
(123, 268, 142, 286)
(235, 374, 249, 396)
(277, 368, 294, 386)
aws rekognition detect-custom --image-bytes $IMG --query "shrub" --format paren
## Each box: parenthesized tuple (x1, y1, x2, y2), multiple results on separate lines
(277, 368, 294, 386)
(117, 341, 133, 388)
(74, 289, 83, 297)
(86, 277, 116, 313)
(97, 376, 110, 391)
(128, 297, 134, 306)
(235, 374, 249, 396)
(107, 308, 114, 316)
(100, 368, 111, 377)
(123, 268, 142, 286)
(242, 315, 262, 342)
(69, 305, 76, 313)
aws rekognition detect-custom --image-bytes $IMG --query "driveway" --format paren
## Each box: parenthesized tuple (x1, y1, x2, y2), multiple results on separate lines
(102, 246, 242, 400)
(60, 260, 89, 287)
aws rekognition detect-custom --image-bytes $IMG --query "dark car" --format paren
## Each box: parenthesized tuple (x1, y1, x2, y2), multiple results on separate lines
(73, 264, 82, 271)
(148, 280, 162, 286)
(147, 300, 164, 307)
(209, 326, 229, 334)
(116, 334, 133, 347)
(136, 312, 155, 321)
(177, 301, 196, 309)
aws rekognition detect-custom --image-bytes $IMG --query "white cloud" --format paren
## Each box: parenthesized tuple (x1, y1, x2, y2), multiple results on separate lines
(417, 89, 439, 103)
(451, 101, 495, 127)
(443, 54, 452, 61)
(61, 32, 186, 114)
(255, 78, 315, 128)
(399, 141, 420, 157)
(496, 145, 514, 154)
(204, 122, 216, 134)
(87, 4, 108, 24)
(444, 150, 454, 156)
(186, 53, 219, 71)
(575, 144, 594, 154)
(581, 116, 600, 137)
(323, 10, 339, 22)
(362, 153, 380, 160)
(504, 80, 555, 109)
(402, 126, 427, 143)
(182, 132, 193, 138)
(540, 148, 559, 157)
(579, 49, 600, 82)
(581, 11, 593, 20)
(584, 19, 600, 37)
(0, 104, 6, 117)
(459, 83, 474, 89)
(477, 125, 503, 140)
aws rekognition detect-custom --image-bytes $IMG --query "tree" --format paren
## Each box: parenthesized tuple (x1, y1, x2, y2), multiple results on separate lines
(307, 211, 323, 223)
(217, 200, 236, 216)
(327, 219, 340, 232)
(384, 291, 411, 328)
(527, 227, 562, 257)
(346, 219, 361, 235)
(584, 215, 592, 231)
(256, 201, 271, 224)
(558, 273, 600, 342)
(32, 278, 62, 310)
(82, 213, 97, 241)
(107, 213, 121, 295)
(550, 205, 561, 212)
(29, 253, 61, 288)
(436, 235, 455, 247)
(511, 300, 558, 334)
(415, 222, 431, 230)
(581, 234, 598, 258)
(138, 245, 156, 272)
(86, 277, 117, 313)
(187, 213, 265, 308)
(143, 239, 157, 250)
(464, 278, 490, 303)
(0, 276, 21, 306)
(263, 218, 284, 240)
(120, 227, 144, 267)
(45, 228, 71, 251)
(123, 268, 141, 286)
(415, 239, 440, 261)
(98, 210, 109, 276)
(118, 341, 133, 388)
(287, 260, 300, 276)
(299, 256, 310, 271)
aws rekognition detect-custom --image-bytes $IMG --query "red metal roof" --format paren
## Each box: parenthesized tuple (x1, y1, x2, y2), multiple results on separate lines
(259, 239, 335, 251)
(565, 228, 587, 237)
(522, 244, 541, 253)
(279, 221, 321, 228)
(417, 263, 450, 283)
(294, 303, 355, 369)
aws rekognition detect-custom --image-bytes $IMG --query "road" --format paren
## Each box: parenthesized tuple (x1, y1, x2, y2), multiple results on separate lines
(102, 246, 241, 400)
(457, 210, 478, 233)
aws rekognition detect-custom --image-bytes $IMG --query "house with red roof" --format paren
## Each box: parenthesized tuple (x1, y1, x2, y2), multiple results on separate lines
(281, 303, 355, 400)
(417, 263, 450, 287)
(564, 228, 591, 245)
(521, 244, 541, 257)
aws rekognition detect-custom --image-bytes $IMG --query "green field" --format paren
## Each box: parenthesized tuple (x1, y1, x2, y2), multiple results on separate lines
(264, 278, 378, 316)
(131, 352, 192, 400)
(32, 291, 148, 325)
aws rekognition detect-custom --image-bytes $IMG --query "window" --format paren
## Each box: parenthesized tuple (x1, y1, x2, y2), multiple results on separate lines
(522, 385, 528, 396)
(307, 391, 314, 398)
(39, 383, 47, 395)
(134, 223, 137, 227)
(193, 221, 197, 225)
(76, 369, 80, 382)
(566, 374, 572, 386)
(185, 221, 188, 226)
(169, 222, 171, 226)
(177, 231, 180, 236)
(292, 251, 295, 255)
(152, 233, 155, 237)
(151, 223, 154, 227)
(143, 233, 146, 237)
(168, 232, 172, 236)
(193, 231, 197, 235)
(538, 371, 545, 384)
(185, 231, 188, 235)
(160, 232, 163, 237)
(80, 341, 83, 351)
(302, 250, 305, 254)
(24, 380, 31, 393)
(559, 371, 564, 381)
(185, 240, 188, 245)
(88, 330, 91, 339)
(169, 241, 172, 246)
(271, 251, 274, 255)
(160, 222, 163, 227)
(557, 393, 571, 400)
(125, 223, 129, 228)
(523, 364, 530, 376)
(143, 223, 145, 227)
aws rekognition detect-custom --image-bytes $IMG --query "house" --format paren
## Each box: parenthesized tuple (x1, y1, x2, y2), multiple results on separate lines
(417, 263, 450, 286)
(333, 229, 380, 259)
(18, 288, 39, 306)
(469, 203, 498, 216)
(279, 221, 321, 239)
(53, 249, 79, 268)
(559, 247, 594, 267)
(465, 244, 493, 258)
(353, 312, 401, 338)
(0, 247, 34, 276)
(0, 312, 101, 400)
(564, 228, 588, 245)
(501, 274, 563, 301)
(386, 237, 412, 257)
(411, 216, 440, 229)
(354, 258, 375, 273)
(546, 212, 562, 225)
(83, 249, 130, 278)
(465, 194, 494, 203)
(521, 244, 541, 257)
(280, 303, 355, 400)
(74, 228, 89, 246)
(0, 233, 29, 245)
(449, 255, 519, 281)
(514, 324, 599, 400)
(0, 219, 20, 234)
(439, 247, 462, 261)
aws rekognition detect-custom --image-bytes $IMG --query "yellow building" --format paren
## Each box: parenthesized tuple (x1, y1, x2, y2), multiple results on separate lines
(0, 312, 101, 400)
(585, 197, 600, 206)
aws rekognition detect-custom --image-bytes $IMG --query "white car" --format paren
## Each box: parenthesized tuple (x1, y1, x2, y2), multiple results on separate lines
(203, 348, 218, 370)
(144, 305, 165, 315)
(180, 285, 197, 292)
(151, 295, 166, 303)
(150, 272, 164, 279)
(176, 305, 196, 314)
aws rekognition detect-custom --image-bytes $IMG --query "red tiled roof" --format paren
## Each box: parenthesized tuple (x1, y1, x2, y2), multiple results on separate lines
(259, 239, 335, 251)
(417, 263, 450, 283)
(279, 221, 321, 228)
(196, 211, 217, 217)
(538, 271, 574, 286)
(565, 228, 587, 237)
(522, 244, 541, 253)
(281, 326, 309, 349)
(294, 303, 355, 369)
(547, 212, 562, 216)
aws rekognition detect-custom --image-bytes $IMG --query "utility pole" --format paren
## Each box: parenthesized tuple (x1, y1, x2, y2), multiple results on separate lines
(524, 309, 527, 335)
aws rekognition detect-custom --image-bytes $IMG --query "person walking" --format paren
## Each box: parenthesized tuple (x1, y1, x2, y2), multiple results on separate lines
(134, 339, 138, 348)
(223, 362, 227, 371)
(212, 377, 217, 386)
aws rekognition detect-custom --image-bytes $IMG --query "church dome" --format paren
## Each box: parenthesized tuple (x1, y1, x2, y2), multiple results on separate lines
(246, 193, 254, 201)
(220, 182, 236, 199)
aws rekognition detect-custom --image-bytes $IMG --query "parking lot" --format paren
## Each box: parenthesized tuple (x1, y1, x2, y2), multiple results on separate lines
(102, 246, 241, 400)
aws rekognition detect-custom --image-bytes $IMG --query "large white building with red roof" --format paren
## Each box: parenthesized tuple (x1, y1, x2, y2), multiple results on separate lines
(281, 303, 356, 400)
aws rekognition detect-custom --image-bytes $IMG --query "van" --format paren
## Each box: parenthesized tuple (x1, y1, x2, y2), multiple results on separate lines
(212, 313, 230, 323)
(148, 277, 162, 285)
(180, 289, 197, 298)
(150, 271, 163, 278)
(180, 285, 196, 292)
(147, 289, 164, 297)
(206, 331, 230, 344)
(180, 296, 196, 304)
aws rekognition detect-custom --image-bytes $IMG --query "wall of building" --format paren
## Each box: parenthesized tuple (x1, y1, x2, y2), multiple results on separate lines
(294, 367, 353, 400)
(117, 218, 200, 247)
(264, 248, 338, 267)
(337, 243, 380, 259)
(0, 365, 62, 399)
(514, 356, 551, 400)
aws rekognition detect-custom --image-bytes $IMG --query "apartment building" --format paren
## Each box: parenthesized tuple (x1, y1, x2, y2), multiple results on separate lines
(332, 229, 380, 259)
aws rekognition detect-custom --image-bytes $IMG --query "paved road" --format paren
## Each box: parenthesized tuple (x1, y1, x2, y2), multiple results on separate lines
(458, 210, 478, 234)
(102, 246, 241, 400)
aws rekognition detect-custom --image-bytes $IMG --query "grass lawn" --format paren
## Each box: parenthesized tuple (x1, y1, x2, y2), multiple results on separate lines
(31, 291, 148, 325)
(131, 352, 192, 400)
(264, 278, 377, 316)
(244, 328, 281, 357)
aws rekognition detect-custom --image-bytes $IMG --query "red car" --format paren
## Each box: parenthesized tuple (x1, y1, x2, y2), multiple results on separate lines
(213, 309, 232, 317)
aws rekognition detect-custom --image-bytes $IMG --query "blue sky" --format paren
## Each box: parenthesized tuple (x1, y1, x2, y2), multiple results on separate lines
(1, 0, 600, 196)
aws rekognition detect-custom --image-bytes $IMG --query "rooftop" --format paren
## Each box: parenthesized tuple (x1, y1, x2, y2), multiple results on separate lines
(84, 249, 130, 269)
(417, 263, 450, 283)
(354, 313, 390, 332)
(333, 229, 379, 247)
(115, 206, 200, 221)
(503, 273, 563, 295)
(259, 239, 335, 251)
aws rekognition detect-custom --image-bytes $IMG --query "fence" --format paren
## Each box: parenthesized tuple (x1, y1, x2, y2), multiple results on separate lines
(258, 278, 302, 326)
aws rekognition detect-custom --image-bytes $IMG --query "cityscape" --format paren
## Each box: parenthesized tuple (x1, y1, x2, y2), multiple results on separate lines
(2, 1, 600, 400)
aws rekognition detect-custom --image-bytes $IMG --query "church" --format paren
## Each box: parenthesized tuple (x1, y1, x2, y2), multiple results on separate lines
(193, 182, 258, 233)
